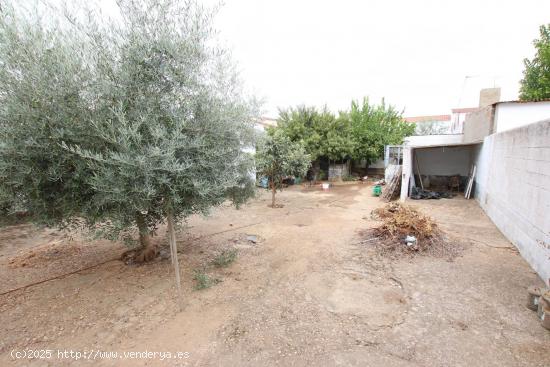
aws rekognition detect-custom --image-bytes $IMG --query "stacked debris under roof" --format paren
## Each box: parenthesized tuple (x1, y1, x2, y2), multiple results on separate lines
(380, 167, 402, 201)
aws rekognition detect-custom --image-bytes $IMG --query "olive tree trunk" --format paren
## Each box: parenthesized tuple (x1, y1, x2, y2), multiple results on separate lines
(271, 178, 276, 207)
(134, 212, 158, 262)
(167, 210, 183, 311)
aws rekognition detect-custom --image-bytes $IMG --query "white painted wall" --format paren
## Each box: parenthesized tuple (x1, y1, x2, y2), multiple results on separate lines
(495, 101, 550, 133)
(471, 140, 492, 203)
(474, 119, 550, 285)
(415, 146, 472, 176)
(404, 134, 464, 147)
(370, 158, 385, 169)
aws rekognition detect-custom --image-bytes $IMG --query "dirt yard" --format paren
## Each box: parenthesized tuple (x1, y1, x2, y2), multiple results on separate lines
(1, 184, 549, 366)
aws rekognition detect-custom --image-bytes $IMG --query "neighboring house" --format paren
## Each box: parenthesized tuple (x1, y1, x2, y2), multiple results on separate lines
(405, 115, 452, 135)
(404, 108, 478, 136)
(254, 117, 277, 133)
(246, 116, 277, 154)
(392, 88, 550, 285)
(244, 117, 277, 173)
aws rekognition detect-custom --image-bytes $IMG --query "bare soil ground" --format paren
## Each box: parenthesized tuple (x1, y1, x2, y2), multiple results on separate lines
(1, 184, 549, 366)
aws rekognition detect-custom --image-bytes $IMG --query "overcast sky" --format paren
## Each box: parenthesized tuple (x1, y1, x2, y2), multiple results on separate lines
(204, 0, 550, 118)
(46, 0, 550, 118)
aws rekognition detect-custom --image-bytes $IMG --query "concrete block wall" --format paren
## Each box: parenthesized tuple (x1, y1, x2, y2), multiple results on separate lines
(474, 119, 550, 285)
(328, 162, 350, 180)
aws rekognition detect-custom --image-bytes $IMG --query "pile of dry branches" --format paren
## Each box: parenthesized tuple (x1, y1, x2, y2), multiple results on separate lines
(365, 203, 462, 259)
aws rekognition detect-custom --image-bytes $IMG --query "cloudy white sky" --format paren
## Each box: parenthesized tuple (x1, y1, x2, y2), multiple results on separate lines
(205, 0, 550, 118)
(39, 0, 550, 118)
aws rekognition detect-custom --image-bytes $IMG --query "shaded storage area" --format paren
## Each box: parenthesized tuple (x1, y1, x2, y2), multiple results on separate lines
(412, 144, 479, 195)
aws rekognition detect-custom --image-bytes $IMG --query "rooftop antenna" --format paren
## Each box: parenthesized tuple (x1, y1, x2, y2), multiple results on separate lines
(457, 74, 501, 108)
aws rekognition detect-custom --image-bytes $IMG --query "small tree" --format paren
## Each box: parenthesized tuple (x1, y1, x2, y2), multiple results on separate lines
(0, 0, 258, 265)
(520, 24, 550, 101)
(347, 98, 415, 167)
(255, 130, 310, 208)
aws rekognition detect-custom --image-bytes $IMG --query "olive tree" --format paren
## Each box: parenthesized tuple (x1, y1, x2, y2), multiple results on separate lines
(255, 130, 310, 208)
(0, 0, 258, 267)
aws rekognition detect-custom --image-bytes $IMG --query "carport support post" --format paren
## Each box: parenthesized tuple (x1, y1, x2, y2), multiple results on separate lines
(167, 209, 183, 311)
(414, 152, 424, 190)
(400, 147, 413, 201)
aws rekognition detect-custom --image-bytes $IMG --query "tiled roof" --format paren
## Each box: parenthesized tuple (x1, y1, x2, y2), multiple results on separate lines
(451, 107, 478, 113)
(404, 115, 451, 123)
(493, 99, 550, 105)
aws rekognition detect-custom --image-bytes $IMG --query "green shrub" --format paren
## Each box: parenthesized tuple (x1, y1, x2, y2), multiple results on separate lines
(193, 269, 220, 290)
(211, 249, 238, 268)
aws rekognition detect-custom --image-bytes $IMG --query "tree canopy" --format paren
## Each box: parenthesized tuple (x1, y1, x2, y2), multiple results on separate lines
(276, 100, 414, 168)
(255, 130, 310, 207)
(0, 0, 258, 259)
(276, 106, 354, 162)
(347, 98, 415, 165)
(520, 24, 550, 101)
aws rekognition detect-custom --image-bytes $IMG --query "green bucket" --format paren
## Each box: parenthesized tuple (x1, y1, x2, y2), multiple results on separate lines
(372, 185, 382, 197)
